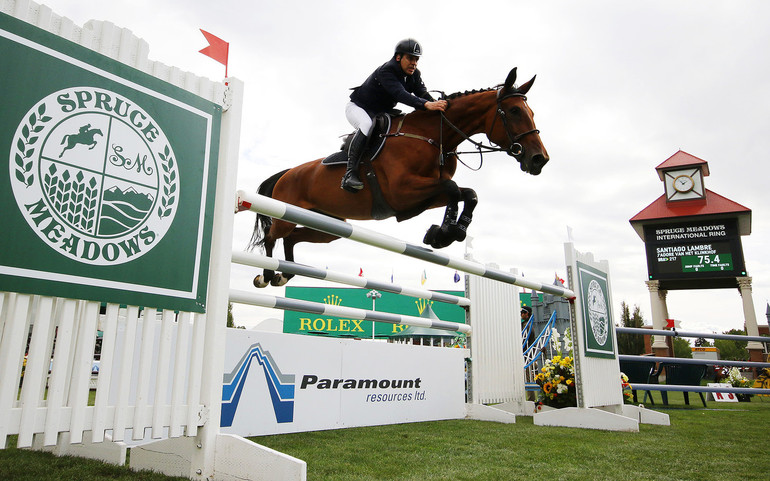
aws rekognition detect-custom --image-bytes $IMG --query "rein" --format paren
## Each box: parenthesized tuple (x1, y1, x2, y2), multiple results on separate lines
(383, 88, 540, 171)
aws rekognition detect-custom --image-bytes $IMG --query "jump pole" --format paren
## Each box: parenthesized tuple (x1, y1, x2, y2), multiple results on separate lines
(231, 250, 471, 307)
(236, 191, 575, 299)
(229, 289, 471, 334)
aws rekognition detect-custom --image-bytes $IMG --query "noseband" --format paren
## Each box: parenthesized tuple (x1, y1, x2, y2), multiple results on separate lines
(493, 91, 540, 158)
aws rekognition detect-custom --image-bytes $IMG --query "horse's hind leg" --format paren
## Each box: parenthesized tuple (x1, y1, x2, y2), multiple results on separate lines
(253, 236, 277, 288)
(252, 218, 295, 288)
(269, 227, 340, 287)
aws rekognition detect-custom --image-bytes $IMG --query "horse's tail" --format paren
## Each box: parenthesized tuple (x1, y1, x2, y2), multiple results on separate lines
(247, 169, 290, 251)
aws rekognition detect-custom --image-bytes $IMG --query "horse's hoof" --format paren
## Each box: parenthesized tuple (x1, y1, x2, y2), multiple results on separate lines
(451, 225, 467, 242)
(423, 225, 441, 246)
(253, 276, 268, 288)
(270, 274, 290, 287)
(432, 237, 455, 249)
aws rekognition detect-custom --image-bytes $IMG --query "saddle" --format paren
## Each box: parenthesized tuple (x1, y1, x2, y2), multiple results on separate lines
(322, 112, 401, 220)
(321, 112, 396, 166)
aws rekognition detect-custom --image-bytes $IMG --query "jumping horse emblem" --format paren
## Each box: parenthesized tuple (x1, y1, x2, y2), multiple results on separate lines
(249, 67, 549, 288)
(59, 124, 103, 157)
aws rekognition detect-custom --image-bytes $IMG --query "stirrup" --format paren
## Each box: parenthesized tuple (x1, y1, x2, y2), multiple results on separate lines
(341, 170, 363, 192)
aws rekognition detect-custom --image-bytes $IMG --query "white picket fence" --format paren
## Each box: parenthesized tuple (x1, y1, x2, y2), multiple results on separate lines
(0, 2, 307, 480)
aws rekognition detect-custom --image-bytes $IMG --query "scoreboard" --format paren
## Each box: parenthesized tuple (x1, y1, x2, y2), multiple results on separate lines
(643, 218, 747, 286)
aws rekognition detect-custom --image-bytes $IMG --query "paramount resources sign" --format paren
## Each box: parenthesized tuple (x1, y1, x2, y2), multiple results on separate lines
(0, 13, 221, 312)
(220, 329, 467, 436)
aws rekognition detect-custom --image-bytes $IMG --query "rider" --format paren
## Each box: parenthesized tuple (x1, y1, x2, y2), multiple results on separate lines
(341, 38, 448, 192)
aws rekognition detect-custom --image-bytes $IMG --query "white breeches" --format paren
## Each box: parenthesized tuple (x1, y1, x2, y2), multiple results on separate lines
(345, 102, 372, 137)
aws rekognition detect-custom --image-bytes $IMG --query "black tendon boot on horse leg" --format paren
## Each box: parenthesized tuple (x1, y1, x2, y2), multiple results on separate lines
(451, 188, 478, 242)
(341, 129, 366, 192)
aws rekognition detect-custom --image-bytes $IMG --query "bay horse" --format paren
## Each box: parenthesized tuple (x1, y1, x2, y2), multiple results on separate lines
(249, 67, 549, 287)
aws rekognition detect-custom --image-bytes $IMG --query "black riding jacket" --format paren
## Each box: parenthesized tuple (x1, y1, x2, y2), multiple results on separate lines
(349, 58, 435, 117)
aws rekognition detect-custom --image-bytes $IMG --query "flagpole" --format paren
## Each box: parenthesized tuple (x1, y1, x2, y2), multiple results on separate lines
(366, 289, 382, 340)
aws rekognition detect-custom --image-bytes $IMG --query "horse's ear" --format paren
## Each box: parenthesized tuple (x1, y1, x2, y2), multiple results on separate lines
(516, 75, 536, 96)
(503, 67, 518, 92)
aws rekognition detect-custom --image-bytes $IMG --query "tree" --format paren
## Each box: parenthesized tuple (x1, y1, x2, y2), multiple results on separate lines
(227, 302, 235, 328)
(673, 337, 693, 358)
(714, 328, 749, 361)
(694, 337, 712, 347)
(617, 301, 645, 355)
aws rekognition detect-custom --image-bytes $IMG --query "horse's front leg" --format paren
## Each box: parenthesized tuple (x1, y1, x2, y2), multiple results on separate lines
(423, 180, 461, 249)
(450, 187, 478, 242)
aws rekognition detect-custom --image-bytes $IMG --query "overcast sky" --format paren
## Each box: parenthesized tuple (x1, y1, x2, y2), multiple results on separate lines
(39, 0, 770, 334)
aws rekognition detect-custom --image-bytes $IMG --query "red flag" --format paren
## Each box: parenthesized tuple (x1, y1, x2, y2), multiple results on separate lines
(199, 29, 229, 76)
(665, 318, 676, 329)
(358, 268, 363, 277)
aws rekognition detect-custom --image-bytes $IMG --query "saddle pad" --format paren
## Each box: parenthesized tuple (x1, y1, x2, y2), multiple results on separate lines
(321, 150, 347, 166)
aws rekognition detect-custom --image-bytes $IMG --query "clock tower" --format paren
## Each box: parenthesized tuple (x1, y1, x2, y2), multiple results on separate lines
(630, 151, 763, 361)
(658, 153, 708, 202)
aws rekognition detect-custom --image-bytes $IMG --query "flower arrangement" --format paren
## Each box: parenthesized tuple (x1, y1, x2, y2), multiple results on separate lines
(720, 367, 753, 401)
(535, 328, 634, 408)
(620, 372, 633, 404)
(721, 367, 753, 388)
(535, 328, 576, 408)
(451, 333, 467, 348)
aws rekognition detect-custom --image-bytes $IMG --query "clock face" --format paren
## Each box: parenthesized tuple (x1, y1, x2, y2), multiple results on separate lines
(664, 168, 704, 201)
(673, 174, 695, 193)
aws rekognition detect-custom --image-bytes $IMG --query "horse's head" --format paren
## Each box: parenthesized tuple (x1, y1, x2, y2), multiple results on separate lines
(489, 67, 549, 175)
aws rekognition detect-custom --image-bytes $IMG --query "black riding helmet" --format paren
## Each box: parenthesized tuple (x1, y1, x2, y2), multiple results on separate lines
(394, 38, 422, 57)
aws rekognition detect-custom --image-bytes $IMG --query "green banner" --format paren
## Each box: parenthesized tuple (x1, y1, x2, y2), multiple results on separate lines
(284, 287, 466, 338)
(0, 13, 221, 312)
(576, 261, 615, 358)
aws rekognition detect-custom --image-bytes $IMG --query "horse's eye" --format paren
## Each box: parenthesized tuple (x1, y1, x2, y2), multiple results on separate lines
(509, 106, 521, 115)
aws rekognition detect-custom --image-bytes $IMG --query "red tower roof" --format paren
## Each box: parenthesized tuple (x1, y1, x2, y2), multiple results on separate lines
(655, 150, 710, 180)
(629, 189, 751, 239)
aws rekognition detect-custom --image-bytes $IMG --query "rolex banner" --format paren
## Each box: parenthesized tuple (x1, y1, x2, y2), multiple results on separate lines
(0, 13, 221, 312)
(283, 287, 467, 338)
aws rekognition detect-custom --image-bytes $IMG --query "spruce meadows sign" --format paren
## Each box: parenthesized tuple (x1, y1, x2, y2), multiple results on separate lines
(0, 13, 221, 312)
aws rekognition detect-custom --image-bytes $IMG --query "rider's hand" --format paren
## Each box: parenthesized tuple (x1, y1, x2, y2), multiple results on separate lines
(425, 100, 448, 112)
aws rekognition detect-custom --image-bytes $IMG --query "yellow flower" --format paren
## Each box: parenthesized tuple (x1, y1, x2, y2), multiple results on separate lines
(566, 379, 573, 385)
(543, 382, 553, 394)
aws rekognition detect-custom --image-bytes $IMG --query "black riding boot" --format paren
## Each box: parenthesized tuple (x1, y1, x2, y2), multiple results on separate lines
(341, 129, 366, 192)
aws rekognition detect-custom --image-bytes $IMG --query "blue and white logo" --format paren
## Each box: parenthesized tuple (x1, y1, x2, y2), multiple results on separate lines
(221, 343, 295, 427)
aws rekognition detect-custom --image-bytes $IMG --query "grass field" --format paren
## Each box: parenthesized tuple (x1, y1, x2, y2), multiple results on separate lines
(1, 393, 768, 480)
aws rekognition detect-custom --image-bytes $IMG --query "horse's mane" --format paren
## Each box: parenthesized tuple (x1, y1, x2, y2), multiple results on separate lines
(444, 86, 500, 100)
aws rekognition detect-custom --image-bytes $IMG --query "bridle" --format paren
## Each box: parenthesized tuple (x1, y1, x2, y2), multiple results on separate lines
(492, 90, 540, 157)
(385, 88, 541, 170)
(436, 88, 540, 169)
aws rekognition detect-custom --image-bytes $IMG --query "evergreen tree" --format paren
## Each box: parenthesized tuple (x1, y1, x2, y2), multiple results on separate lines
(617, 301, 645, 355)
(227, 302, 235, 328)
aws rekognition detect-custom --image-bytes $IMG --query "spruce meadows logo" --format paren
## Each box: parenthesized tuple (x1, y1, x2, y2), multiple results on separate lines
(10, 87, 179, 265)
(586, 279, 609, 345)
